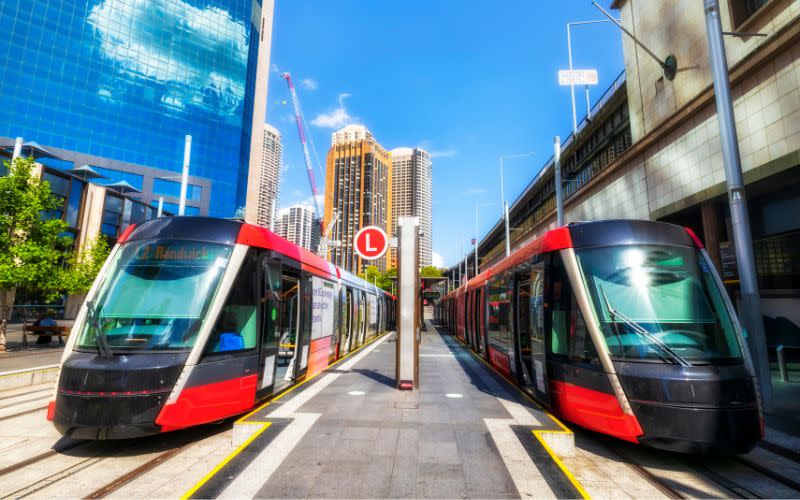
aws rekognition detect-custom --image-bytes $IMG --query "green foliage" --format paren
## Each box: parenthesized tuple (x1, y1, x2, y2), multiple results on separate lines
(420, 265, 443, 277)
(358, 265, 395, 291)
(0, 156, 71, 301)
(61, 236, 111, 295)
(0, 157, 110, 301)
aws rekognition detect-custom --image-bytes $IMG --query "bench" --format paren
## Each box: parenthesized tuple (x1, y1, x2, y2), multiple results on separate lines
(23, 325, 71, 346)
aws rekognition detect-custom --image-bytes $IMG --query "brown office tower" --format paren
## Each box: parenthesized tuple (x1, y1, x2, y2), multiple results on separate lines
(324, 125, 392, 273)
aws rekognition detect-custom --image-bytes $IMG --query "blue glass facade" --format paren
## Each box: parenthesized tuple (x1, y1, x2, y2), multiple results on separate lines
(0, 0, 262, 217)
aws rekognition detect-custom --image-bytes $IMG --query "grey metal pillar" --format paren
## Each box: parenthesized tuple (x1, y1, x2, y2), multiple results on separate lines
(179, 135, 192, 216)
(396, 216, 420, 390)
(554, 136, 564, 226)
(157, 197, 164, 218)
(704, 0, 772, 409)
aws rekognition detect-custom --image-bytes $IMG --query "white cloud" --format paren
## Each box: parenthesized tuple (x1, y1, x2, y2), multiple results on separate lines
(271, 63, 282, 73)
(432, 251, 445, 268)
(88, 0, 248, 119)
(311, 93, 359, 129)
(300, 78, 318, 91)
(430, 148, 457, 158)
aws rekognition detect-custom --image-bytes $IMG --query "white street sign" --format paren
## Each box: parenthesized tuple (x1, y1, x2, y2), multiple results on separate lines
(558, 69, 598, 86)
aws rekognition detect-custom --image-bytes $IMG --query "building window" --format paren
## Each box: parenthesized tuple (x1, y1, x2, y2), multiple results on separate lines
(153, 178, 202, 200)
(730, 0, 770, 28)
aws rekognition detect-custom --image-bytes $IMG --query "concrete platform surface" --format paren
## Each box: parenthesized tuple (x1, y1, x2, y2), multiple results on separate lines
(184, 324, 666, 499)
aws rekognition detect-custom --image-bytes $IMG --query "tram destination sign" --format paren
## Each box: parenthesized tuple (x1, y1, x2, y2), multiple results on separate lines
(354, 226, 388, 260)
(558, 69, 598, 86)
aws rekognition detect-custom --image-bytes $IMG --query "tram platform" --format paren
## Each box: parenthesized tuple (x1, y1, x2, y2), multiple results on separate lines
(182, 323, 668, 499)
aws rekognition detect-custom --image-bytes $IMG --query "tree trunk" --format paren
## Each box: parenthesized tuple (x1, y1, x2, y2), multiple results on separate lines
(0, 288, 17, 352)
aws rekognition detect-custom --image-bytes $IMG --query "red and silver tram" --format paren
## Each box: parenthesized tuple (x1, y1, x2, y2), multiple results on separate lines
(48, 217, 395, 439)
(436, 219, 762, 454)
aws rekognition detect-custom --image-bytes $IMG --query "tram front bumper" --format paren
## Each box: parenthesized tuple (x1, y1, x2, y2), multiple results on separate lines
(632, 401, 760, 454)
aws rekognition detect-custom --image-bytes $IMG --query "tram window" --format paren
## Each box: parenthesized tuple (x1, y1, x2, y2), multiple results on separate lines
(547, 254, 598, 364)
(531, 271, 544, 342)
(487, 273, 513, 346)
(517, 277, 531, 352)
(206, 253, 258, 355)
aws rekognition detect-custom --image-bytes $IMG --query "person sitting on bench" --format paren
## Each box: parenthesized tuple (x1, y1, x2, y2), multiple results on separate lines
(34, 309, 58, 344)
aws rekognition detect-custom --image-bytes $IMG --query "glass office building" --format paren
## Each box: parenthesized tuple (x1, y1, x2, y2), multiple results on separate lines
(0, 0, 266, 216)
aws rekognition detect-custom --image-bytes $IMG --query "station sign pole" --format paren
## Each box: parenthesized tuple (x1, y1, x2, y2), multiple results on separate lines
(703, 0, 772, 409)
(396, 216, 420, 390)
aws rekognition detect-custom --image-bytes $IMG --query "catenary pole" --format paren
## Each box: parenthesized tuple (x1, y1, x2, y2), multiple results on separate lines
(474, 204, 479, 276)
(178, 135, 191, 216)
(554, 136, 564, 226)
(500, 156, 511, 257)
(703, 0, 772, 409)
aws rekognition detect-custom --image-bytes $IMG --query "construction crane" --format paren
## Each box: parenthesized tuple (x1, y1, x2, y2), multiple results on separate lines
(281, 72, 326, 247)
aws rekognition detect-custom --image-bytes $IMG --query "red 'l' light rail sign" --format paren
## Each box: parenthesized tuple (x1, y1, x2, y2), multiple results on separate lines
(354, 226, 388, 260)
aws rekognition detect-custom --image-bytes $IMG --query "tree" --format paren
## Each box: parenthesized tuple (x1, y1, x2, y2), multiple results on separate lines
(420, 265, 443, 278)
(358, 265, 395, 292)
(0, 157, 109, 351)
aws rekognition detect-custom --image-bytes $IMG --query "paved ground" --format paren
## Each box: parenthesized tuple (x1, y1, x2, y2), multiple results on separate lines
(186, 324, 665, 499)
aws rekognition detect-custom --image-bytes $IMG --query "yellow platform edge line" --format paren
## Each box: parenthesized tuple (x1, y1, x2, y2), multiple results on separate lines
(447, 328, 589, 498)
(180, 331, 390, 498)
(533, 429, 591, 500)
(181, 421, 271, 500)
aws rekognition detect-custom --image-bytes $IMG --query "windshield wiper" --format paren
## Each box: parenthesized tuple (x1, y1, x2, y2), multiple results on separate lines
(86, 300, 113, 358)
(598, 285, 691, 367)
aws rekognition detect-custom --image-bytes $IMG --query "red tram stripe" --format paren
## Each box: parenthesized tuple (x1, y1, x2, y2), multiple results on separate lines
(549, 380, 643, 443)
(155, 374, 258, 432)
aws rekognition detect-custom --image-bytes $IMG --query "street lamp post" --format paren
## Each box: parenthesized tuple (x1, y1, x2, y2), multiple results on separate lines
(554, 136, 564, 226)
(566, 19, 618, 133)
(499, 152, 535, 257)
(178, 135, 192, 216)
(703, 0, 772, 409)
(474, 204, 480, 276)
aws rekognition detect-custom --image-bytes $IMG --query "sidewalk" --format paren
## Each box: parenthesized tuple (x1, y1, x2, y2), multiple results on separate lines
(0, 322, 66, 373)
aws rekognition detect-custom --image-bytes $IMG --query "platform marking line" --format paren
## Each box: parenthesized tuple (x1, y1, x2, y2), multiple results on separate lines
(447, 330, 589, 499)
(181, 332, 390, 499)
(219, 413, 319, 498)
(485, 417, 557, 499)
(178, 421, 270, 499)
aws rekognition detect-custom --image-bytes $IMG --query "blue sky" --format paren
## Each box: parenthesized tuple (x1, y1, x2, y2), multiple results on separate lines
(266, 1, 624, 268)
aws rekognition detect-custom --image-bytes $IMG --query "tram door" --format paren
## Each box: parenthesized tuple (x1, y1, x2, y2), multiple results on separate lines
(275, 269, 301, 386)
(257, 258, 282, 399)
(340, 288, 353, 355)
(514, 273, 534, 388)
(529, 263, 549, 405)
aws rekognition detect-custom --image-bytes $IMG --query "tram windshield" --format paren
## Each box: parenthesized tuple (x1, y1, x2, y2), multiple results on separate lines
(75, 239, 232, 353)
(576, 245, 743, 364)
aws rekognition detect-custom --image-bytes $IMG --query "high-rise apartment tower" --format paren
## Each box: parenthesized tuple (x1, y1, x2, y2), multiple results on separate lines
(324, 126, 392, 273)
(390, 147, 432, 267)
(255, 124, 282, 228)
(277, 205, 319, 251)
